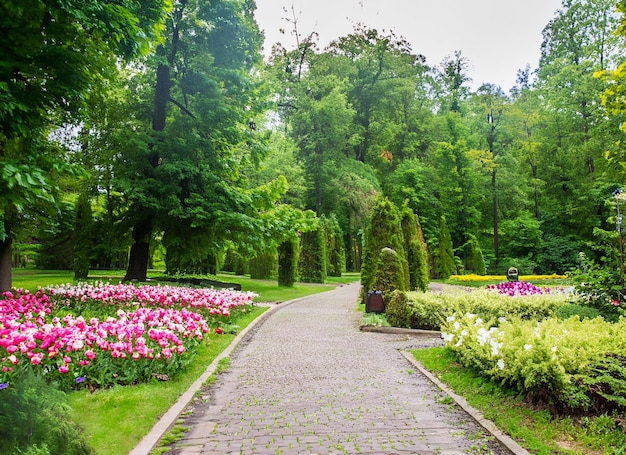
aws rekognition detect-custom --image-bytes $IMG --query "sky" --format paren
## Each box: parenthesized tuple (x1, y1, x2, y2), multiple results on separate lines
(254, 0, 564, 91)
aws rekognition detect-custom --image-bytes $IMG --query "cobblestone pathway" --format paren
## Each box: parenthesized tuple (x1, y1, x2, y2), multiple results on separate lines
(167, 282, 513, 455)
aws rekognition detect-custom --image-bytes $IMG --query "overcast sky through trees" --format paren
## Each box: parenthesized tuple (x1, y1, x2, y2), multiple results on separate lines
(254, 0, 563, 91)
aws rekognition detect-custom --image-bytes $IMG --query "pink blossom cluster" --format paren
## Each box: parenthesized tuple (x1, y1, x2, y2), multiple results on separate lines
(485, 280, 551, 296)
(0, 283, 255, 390)
(48, 282, 256, 318)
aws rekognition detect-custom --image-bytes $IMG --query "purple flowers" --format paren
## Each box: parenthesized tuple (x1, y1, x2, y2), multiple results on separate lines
(486, 281, 551, 296)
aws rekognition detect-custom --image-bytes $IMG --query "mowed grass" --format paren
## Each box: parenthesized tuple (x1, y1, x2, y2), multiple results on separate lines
(69, 306, 267, 455)
(10, 268, 361, 454)
(412, 347, 626, 455)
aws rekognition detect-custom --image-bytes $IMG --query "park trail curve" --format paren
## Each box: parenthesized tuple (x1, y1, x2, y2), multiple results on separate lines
(137, 281, 524, 455)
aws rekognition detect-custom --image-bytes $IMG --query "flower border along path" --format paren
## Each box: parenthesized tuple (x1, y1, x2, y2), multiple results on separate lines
(129, 298, 284, 455)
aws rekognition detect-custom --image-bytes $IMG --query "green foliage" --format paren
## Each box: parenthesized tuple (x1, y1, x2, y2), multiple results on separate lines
(298, 227, 326, 283)
(413, 347, 626, 454)
(360, 196, 408, 301)
(400, 289, 568, 330)
(36, 200, 75, 270)
(249, 249, 277, 280)
(442, 313, 626, 414)
(555, 303, 601, 321)
(385, 290, 411, 328)
(321, 214, 346, 277)
(0, 371, 93, 455)
(401, 206, 429, 291)
(461, 234, 486, 275)
(278, 239, 299, 287)
(570, 256, 626, 322)
(372, 247, 405, 294)
(73, 193, 93, 279)
(437, 216, 456, 279)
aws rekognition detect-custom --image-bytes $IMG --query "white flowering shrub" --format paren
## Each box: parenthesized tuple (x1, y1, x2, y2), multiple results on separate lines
(442, 313, 626, 413)
(404, 289, 568, 330)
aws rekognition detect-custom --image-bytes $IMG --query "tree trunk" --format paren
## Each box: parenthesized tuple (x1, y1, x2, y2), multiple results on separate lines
(0, 237, 12, 293)
(492, 170, 499, 268)
(123, 219, 152, 282)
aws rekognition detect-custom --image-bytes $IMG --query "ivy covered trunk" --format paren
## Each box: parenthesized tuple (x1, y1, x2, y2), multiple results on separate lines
(0, 237, 11, 293)
(278, 239, 298, 287)
(123, 219, 152, 282)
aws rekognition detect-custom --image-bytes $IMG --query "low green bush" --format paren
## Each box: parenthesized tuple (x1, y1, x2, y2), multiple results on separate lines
(555, 303, 601, 321)
(385, 290, 411, 328)
(0, 371, 93, 455)
(441, 313, 626, 414)
(400, 289, 568, 330)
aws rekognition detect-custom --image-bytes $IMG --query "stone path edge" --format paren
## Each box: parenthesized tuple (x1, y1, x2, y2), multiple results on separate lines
(400, 350, 531, 455)
(129, 286, 531, 455)
(128, 292, 313, 455)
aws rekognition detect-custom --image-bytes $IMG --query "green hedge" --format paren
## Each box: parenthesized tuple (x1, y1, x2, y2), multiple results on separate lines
(387, 289, 569, 330)
(442, 313, 626, 414)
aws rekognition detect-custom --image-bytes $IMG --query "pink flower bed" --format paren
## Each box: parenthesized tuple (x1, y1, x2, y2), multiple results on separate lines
(0, 283, 256, 390)
(485, 280, 551, 296)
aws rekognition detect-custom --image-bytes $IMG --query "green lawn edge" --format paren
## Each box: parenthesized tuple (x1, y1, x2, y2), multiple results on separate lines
(7, 270, 359, 455)
(68, 305, 268, 455)
(411, 347, 626, 455)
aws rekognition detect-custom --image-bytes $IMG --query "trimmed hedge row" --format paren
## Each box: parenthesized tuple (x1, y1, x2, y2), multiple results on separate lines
(385, 289, 570, 330)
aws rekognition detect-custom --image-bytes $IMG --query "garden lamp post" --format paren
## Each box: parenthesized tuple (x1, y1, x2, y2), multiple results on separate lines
(612, 188, 624, 279)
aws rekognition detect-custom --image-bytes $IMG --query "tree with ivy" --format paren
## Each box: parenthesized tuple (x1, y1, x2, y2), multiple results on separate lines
(438, 216, 456, 279)
(360, 196, 408, 301)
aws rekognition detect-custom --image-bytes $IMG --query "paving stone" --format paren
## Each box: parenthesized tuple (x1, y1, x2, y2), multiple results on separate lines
(167, 282, 513, 455)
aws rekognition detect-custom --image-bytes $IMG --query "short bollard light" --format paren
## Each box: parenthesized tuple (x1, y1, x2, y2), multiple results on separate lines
(366, 290, 385, 313)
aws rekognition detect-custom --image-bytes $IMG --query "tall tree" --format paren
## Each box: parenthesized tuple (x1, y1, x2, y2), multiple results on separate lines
(0, 0, 168, 291)
(328, 25, 430, 165)
(119, 0, 272, 281)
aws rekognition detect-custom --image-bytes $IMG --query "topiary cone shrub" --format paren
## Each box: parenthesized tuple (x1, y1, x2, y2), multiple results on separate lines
(372, 247, 406, 294)
(360, 196, 408, 303)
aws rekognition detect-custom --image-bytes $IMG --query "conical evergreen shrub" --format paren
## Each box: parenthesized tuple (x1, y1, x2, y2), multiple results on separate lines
(438, 215, 456, 279)
(401, 206, 429, 291)
(360, 196, 408, 302)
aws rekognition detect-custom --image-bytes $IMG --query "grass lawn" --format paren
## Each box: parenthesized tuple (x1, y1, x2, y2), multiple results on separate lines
(412, 347, 626, 455)
(10, 268, 361, 455)
(11, 268, 361, 302)
(68, 306, 267, 455)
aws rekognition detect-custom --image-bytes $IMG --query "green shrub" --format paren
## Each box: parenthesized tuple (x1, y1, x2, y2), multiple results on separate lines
(73, 192, 93, 280)
(570, 262, 626, 322)
(385, 290, 411, 328)
(437, 216, 456, 279)
(372, 247, 405, 294)
(401, 206, 429, 291)
(298, 228, 326, 283)
(462, 234, 486, 276)
(249, 249, 277, 280)
(278, 239, 299, 287)
(0, 372, 94, 455)
(322, 214, 346, 277)
(555, 303, 601, 321)
(360, 196, 408, 302)
(441, 314, 626, 414)
(401, 289, 568, 330)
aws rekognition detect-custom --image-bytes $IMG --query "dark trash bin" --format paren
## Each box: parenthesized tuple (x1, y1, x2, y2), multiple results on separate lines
(507, 267, 519, 282)
(366, 290, 385, 313)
